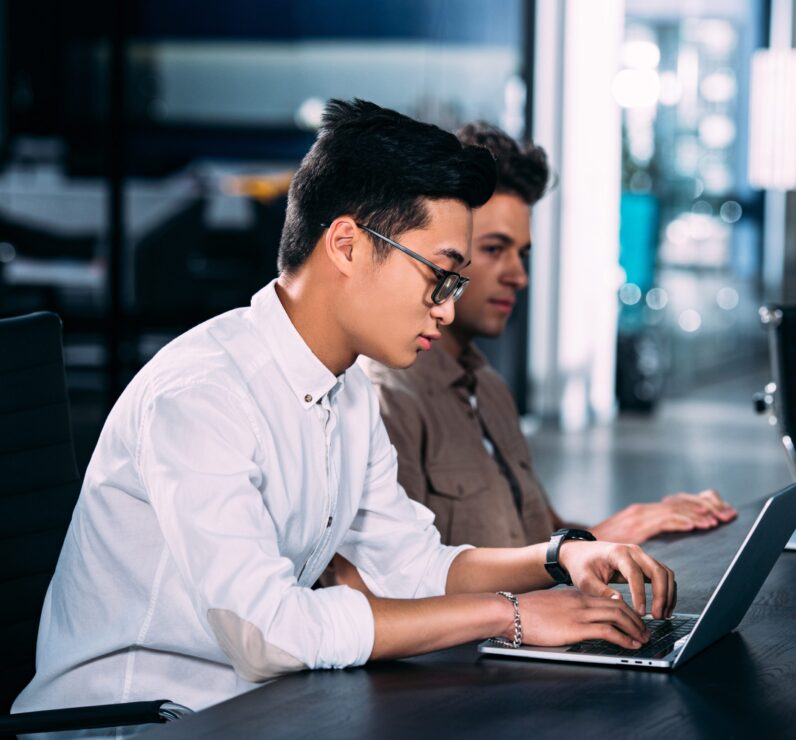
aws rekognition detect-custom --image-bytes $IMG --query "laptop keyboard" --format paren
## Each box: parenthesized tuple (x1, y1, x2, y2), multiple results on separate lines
(566, 616, 698, 659)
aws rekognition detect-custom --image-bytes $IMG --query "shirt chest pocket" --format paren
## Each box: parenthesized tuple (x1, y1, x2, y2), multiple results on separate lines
(426, 464, 490, 500)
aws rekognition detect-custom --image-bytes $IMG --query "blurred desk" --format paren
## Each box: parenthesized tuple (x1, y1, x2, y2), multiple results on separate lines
(143, 497, 796, 740)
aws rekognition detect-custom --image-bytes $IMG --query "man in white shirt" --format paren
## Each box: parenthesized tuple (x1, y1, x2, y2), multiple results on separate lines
(14, 99, 675, 733)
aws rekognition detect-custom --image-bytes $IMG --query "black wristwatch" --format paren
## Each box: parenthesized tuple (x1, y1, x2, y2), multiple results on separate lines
(544, 528, 596, 585)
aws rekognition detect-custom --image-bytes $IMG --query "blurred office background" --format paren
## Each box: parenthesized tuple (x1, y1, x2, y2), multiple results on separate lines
(1, 0, 794, 507)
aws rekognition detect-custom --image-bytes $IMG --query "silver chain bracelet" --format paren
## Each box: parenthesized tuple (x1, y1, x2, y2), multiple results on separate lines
(490, 591, 522, 648)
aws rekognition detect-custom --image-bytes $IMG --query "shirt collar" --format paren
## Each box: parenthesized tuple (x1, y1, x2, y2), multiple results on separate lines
(248, 279, 341, 410)
(413, 341, 488, 389)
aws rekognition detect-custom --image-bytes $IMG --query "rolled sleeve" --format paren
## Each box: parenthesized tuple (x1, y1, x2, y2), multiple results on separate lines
(138, 384, 375, 678)
(306, 585, 374, 668)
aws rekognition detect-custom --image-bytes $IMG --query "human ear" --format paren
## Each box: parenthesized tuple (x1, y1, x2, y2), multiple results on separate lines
(324, 217, 358, 277)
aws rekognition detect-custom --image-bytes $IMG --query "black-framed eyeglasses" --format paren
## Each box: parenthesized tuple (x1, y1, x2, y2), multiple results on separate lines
(342, 223, 470, 304)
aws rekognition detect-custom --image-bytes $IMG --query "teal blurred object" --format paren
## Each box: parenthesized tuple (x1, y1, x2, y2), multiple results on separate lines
(619, 192, 660, 294)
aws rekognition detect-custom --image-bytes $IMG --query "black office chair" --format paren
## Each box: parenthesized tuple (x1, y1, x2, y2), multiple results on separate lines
(754, 305, 796, 478)
(0, 312, 190, 736)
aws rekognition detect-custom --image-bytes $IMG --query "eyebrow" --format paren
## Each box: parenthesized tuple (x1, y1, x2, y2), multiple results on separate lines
(478, 232, 513, 245)
(435, 247, 469, 268)
(478, 232, 533, 252)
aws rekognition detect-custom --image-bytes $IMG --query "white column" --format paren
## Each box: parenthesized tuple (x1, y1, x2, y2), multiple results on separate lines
(757, 0, 796, 302)
(530, 0, 625, 429)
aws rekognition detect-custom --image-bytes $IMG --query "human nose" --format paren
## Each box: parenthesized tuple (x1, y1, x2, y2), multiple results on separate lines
(430, 294, 456, 326)
(503, 253, 529, 290)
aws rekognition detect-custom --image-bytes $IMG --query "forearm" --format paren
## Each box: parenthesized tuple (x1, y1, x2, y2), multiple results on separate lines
(444, 543, 555, 594)
(368, 592, 511, 660)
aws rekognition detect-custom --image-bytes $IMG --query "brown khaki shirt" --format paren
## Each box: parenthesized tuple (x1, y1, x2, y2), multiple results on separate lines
(360, 344, 555, 548)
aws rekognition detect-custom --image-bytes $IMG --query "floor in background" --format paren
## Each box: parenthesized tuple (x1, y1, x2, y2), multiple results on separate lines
(527, 365, 794, 525)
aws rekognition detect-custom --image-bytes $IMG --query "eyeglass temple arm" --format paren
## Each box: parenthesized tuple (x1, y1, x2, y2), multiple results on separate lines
(355, 224, 447, 275)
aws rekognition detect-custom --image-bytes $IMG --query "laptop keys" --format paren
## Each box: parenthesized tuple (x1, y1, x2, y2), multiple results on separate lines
(565, 616, 698, 658)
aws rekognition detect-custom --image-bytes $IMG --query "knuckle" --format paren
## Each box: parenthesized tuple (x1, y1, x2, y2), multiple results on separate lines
(598, 625, 614, 640)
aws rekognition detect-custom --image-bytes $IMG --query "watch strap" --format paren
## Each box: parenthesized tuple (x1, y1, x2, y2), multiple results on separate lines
(544, 528, 596, 585)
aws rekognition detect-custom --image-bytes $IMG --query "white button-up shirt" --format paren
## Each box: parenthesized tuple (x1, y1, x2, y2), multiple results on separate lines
(14, 279, 468, 725)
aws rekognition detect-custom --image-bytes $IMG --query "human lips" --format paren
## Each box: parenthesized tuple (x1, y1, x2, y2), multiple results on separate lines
(488, 297, 515, 315)
(417, 333, 441, 351)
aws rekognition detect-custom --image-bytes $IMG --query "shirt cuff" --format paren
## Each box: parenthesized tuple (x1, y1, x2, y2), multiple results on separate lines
(312, 585, 374, 669)
(414, 543, 475, 598)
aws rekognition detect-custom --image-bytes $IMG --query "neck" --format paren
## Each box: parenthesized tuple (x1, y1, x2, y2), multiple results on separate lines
(438, 322, 472, 360)
(275, 272, 356, 376)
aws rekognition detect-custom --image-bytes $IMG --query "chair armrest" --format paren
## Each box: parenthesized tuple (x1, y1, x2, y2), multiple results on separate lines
(0, 699, 192, 735)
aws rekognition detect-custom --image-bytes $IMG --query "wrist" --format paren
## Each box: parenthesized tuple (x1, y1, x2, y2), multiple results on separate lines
(490, 591, 522, 648)
(556, 539, 586, 572)
(546, 528, 597, 585)
(488, 592, 517, 641)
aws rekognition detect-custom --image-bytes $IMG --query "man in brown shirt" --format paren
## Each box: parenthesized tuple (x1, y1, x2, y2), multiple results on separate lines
(359, 123, 737, 549)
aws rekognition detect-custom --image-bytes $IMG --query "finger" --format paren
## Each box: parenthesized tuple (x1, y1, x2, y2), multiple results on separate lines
(613, 548, 648, 616)
(716, 507, 737, 522)
(698, 489, 737, 517)
(586, 604, 648, 643)
(658, 514, 698, 533)
(630, 548, 672, 619)
(691, 512, 720, 529)
(666, 492, 732, 521)
(668, 577, 678, 619)
(698, 489, 724, 506)
(577, 575, 623, 602)
(664, 496, 714, 517)
(707, 493, 738, 521)
(662, 501, 719, 528)
(588, 623, 644, 650)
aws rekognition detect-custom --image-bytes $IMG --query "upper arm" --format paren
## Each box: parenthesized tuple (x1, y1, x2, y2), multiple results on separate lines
(137, 383, 374, 678)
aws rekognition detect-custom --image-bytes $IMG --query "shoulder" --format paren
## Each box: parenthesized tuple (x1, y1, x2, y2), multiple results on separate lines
(477, 360, 519, 410)
(133, 311, 264, 415)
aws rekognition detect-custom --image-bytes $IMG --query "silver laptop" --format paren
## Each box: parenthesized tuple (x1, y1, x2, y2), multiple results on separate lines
(479, 483, 796, 669)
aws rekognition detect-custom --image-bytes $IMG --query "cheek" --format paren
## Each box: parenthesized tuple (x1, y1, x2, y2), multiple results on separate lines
(354, 273, 422, 340)
(377, 262, 432, 315)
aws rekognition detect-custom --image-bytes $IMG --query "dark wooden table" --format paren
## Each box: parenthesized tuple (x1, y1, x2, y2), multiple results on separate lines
(143, 498, 796, 739)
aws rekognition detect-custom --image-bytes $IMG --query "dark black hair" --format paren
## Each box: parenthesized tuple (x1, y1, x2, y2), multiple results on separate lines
(455, 122, 550, 206)
(278, 99, 496, 274)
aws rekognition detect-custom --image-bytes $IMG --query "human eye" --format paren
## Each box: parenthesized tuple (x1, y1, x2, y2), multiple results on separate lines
(481, 244, 503, 257)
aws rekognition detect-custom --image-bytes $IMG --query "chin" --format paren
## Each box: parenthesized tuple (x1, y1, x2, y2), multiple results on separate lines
(476, 321, 508, 339)
(362, 347, 418, 370)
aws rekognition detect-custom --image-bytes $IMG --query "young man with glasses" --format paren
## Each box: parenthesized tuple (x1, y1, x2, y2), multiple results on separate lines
(15, 101, 676, 723)
(355, 122, 736, 553)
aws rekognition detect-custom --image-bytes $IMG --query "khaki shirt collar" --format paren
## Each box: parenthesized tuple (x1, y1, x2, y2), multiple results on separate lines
(414, 341, 488, 390)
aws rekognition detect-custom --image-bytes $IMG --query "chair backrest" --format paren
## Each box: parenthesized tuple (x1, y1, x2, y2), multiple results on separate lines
(0, 312, 81, 712)
(761, 304, 796, 478)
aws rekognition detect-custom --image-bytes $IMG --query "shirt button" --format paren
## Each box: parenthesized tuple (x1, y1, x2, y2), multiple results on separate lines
(304, 394, 313, 403)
